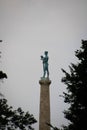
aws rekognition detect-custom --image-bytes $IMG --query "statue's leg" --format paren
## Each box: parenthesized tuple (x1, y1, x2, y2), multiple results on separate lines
(43, 70, 46, 78)
(47, 70, 49, 78)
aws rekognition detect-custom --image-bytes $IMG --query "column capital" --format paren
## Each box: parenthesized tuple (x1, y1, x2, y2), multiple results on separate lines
(39, 78, 51, 85)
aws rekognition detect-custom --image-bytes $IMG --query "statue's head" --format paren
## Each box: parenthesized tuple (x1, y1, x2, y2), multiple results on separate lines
(44, 51, 48, 55)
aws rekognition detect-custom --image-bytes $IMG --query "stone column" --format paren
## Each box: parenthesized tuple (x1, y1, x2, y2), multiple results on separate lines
(39, 78, 51, 130)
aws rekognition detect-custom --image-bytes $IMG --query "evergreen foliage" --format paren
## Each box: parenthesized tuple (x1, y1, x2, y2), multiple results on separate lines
(0, 98, 37, 130)
(61, 40, 87, 130)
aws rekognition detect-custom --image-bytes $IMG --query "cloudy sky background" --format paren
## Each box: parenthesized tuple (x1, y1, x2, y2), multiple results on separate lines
(0, 0, 87, 129)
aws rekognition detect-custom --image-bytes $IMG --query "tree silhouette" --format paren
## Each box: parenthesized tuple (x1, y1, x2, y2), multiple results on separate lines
(48, 40, 87, 130)
(0, 99, 37, 130)
(61, 40, 87, 130)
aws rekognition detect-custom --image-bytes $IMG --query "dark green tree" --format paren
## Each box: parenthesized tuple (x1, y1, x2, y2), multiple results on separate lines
(0, 99, 37, 130)
(0, 41, 37, 130)
(61, 40, 87, 130)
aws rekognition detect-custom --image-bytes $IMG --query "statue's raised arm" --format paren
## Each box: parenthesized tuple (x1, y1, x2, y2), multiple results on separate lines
(40, 51, 49, 78)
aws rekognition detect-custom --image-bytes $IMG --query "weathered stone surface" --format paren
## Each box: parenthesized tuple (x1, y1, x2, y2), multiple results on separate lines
(39, 78, 51, 130)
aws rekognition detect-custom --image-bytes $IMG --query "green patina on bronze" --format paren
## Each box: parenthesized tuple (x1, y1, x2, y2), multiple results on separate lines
(40, 51, 49, 78)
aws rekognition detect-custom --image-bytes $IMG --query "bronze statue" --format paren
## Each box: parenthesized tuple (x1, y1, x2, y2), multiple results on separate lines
(41, 51, 49, 78)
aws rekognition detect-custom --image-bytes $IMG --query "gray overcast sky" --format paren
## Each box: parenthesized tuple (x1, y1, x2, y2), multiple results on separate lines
(0, 0, 87, 129)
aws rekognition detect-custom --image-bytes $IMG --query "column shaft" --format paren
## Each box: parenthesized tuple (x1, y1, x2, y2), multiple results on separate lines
(39, 79, 51, 130)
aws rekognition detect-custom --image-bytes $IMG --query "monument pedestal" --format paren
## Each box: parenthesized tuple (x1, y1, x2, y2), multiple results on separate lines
(39, 78, 51, 130)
